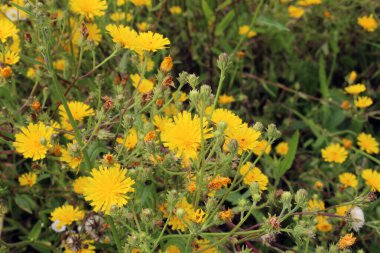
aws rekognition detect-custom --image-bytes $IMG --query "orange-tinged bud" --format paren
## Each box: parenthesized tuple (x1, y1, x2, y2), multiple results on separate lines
(1, 66, 12, 79)
(160, 56, 173, 72)
(341, 100, 350, 110)
(31, 100, 41, 112)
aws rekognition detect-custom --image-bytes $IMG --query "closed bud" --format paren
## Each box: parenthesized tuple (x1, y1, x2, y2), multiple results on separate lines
(217, 53, 230, 71)
(252, 122, 264, 132)
(295, 189, 308, 207)
(187, 74, 200, 89)
(189, 89, 200, 106)
(249, 182, 260, 197)
(227, 139, 239, 154)
(175, 208, 185, 218)
(177, 71, 189, 86)
(280, 191, 292, 210)
(267, 123, 281, 140)
(199, 85, 212, 102)
(39, 137, 47, 146)
(215, 121, 227, 136)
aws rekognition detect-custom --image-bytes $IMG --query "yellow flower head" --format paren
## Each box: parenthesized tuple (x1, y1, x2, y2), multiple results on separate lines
(137, 22, 149, 32)
(357, 133, 379, 154)
(160, 56, 173, 72)
(83, 164, 135, 214)
(72, 23, 102, 46)
(0, 50, 20, 65)
(69, 0, 107, 19)
(211, 108, 242, 130)
(239, 162, 269, 191)
(218, 209, 234, 222)
(53, 59, 67, 71)
(0, 18, 18, 43)
(18, 172, 37, 187)
(73, 176, 90, 195)
(106, 24, 138, 50)
(207, 175, 231, 191)
(153, 115, 173, 132)
(130, 0, 152, 7)
(192, 239, 218, 253)
(59, 101, 94, 121)
(239, 25, 257, 38)
(275, 141, 289, 156)
(344, 83, 366, 95)
(135, 31, 170, 52)
(357, 15, 378, 32)
(361, 169, 380, 192)
(50, 204, 84, 229)
(347, 71, 357, 84)
(316, 216, 332, 232)
(321, 143, 348, 163)
(252, 139, 271, 156)
(110, 12, 130, 22)
(307, 199, 325, 211)
(338, 233, 356, 249)
(165, 245, 181, 253)
(288, 6, 304, 19)
(160, 111, 213, 161)
(339, 172, 357, 189)
(298, 0, 322, 6)
(130, 73, 154, 93)
(336, 205, 352, 216)
(169, 6, 182, 15)
(218, 93, 235, 105)
(13, 122, 53, 161)
(224, 123, 261, 154)
(116, 128, 138, 150)
(60, 143, 83, 170)
(355, 96, 373, 108)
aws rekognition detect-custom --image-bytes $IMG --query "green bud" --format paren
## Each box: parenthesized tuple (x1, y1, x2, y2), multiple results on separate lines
(216, 53, 230, 71)
(267, 123, 281, 140)
(97, 129, 115, 140)
(295, 189, 308, 207)
(189, 89, 200, 106)
(227, 139, 239, 154)
(215, 121, 227, 135)
(252, 122, 264, 132)
(39, 137, 47, 146)
(199, 85, 212, 102)
(175, 208, 185, 218)
(177, 71, 189, 86)
(280, 191, 292, 210)
(187, 74, 200, 89)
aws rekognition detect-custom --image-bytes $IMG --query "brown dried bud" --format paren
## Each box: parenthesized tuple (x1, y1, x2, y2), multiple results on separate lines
(268, 216, 281, 230)
(141, 91, 154, 103)
(24, 32, 32, 43)
(275, 189, 284, 199)
(81, 22, 89, 40)
(155, 98, 164, 107)
(102, 96, 114, 111)
(162, 75, 175, 88)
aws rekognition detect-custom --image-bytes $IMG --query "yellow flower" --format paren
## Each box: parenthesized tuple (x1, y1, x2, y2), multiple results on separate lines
(321, 143, 348, 163)
(135, 31, 170, 52)
(308, 199, 325, 211)
(130, 0, 152, 7)
(69, 0, 107, 19)
(13, 122, 53, 161)
(144, 130, 156, 142)
(361, 169, 380, 192)
(160, 56, 173, 72)
(355, 96, 373, 108)
(26, 67, 36, 79)
(275, 142, 289, 156)
(65, 241, 95, 253)
(169, 6, 182, 15)
(339, 172, 357, 189)
(338, 233, 356, 249)
(298, 0, 322, 6)
(0, 18, 18, 43)
(252, 139, 271, 156)
(83, 164, 135, 214)
(336, 205, 352, 216)
(357, 133, 379, 154)
(53, 59, 67, 71)
(0, 50, 20, 65)
(73, 176, 90, 195)
(50, 204, 84, 229)
(165, 245, 181, 253)
(0, 65, 12, 79)
(164, 103, 179, 116)
(18, 172, 37, 187)
(218, 93, 235, 105)
(60, 143, 83, 170)
(314, 181, 324, 190)
(161, 198, 203, 231)
(316, 216, 333, 232)
(211, 108, 242, 130)
(130, 73, 154, 93)
(224, 123, 261, 154)
(344, 83, 366, 95)
(137, 22, 149, 32)
(357, 15, 378, 32)
(342, 138, 352, 149)
(207, 175, 231, 191)
(347, 71, 357, 84)
(106, 24, 138, 50)
(110, 12, 127, 22)
(218, 209, 234, 222)
(160, 111, 213, 161)
(239, 162, 269, 191)
(116, 128, 138, 150)
(153, 115, 173, 132)
(288, 6, 304, 19)
(239, 25, 256, 38)
(116, 0, 126, 6)
(59, 101, 95, 121)
(72, 23, 102, 46)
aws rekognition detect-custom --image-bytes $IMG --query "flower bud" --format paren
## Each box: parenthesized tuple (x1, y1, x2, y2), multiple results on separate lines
(280, 191, 292, 210)
(217, 53, 230, 71)
(227, 139, 239, 154)
(189, 89, 200, 106)
(267, 123, 281, 140)
(187, 74, 200, 89)
(175, 208, 185, 219)
(200, 85, 212, 102)
(177, 71, 189, 86)
(252, 122, 264, 132)
(295, 189, 308, 207)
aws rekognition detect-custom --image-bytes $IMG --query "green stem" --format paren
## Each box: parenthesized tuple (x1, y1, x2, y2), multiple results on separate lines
(106, 216, 123, 253)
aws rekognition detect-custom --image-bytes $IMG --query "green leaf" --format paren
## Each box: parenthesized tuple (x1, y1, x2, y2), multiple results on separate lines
(216, 0, 232, 11)
(15, 194, 36, 214)
(201, 0, 215, 23)
(28, 221, 43, 241)
(275, 131, 299, 182)
(215, 10, 235, 36)
(257, 16, 289, 32)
